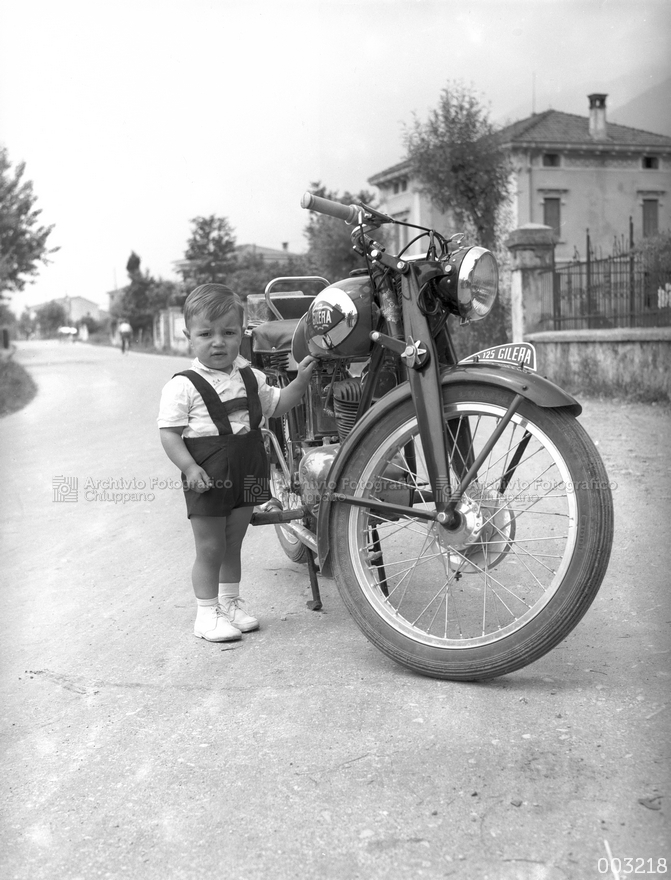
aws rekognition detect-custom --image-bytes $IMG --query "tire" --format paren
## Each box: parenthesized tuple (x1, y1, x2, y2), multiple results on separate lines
(329, 383, 614, 681)
(268, 411, 310, 565)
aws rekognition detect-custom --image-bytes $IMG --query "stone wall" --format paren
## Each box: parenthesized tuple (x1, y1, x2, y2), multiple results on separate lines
(525, 327, 671, 402)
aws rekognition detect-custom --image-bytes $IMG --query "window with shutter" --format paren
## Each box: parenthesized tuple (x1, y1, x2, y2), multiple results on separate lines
(642, 199, 659, 237)
(543, 198, 561, 239)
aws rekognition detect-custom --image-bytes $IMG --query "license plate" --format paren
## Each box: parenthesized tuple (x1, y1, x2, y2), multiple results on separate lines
(459, 342, 537, 371)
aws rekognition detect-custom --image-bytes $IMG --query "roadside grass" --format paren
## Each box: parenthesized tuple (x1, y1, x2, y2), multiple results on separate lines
(0, 356, 37, 417)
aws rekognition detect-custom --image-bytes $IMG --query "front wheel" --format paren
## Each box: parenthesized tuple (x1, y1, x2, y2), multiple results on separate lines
(329, 384, 614, 680)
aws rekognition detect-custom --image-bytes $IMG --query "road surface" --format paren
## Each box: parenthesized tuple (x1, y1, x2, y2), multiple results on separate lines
(1, 340, 669, 879)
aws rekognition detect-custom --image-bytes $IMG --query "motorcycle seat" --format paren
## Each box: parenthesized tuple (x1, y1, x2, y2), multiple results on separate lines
(251, 319, 299, 354)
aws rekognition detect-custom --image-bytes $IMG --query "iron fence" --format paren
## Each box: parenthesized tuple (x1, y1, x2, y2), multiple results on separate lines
(540, 224, 671, 330)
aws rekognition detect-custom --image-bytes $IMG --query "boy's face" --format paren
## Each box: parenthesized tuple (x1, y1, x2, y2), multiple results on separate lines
(184, 310, 242, 372)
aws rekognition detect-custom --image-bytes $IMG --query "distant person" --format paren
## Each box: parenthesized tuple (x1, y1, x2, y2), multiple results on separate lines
(118, 320, 132, 354)
(157, 283, 315, 642)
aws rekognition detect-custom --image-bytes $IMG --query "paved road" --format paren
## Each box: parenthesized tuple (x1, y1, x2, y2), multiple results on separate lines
(1, 340, 669, 880)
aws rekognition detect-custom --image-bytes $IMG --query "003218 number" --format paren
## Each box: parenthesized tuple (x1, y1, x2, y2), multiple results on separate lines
(598, 858, 667, 874)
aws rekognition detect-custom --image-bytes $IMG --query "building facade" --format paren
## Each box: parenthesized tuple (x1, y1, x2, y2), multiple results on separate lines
(153, 306, 188, 353)
(31, 295, 107, 324)
(368, 94, 671, 263)
(367, 161, 449, 258)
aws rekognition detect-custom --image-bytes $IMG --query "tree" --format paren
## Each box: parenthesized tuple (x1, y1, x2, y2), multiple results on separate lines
(404, 84, 513, 351)
(635, 230, 671, 272)
(146, 278, 187, 313)
(180, 215, 237, 288)
(225, 252, 271, 303)
(111, 254, 187, 338)
(226, 252, 321, 303)
(303, 183, 377, 282)
(110, 252, 155, 336)
(35, 301, 67, 337)
(18, 308, 36, 339)
(0, 147, 58, 299)
(0, 301, 17, 341)
(404, 83, 511, 251)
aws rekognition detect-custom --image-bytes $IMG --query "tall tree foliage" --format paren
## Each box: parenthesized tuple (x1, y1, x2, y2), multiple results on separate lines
(180, 215, 238, 288)
(303, 183, 377, 282)
(111, 252, 186, 337)
(404, 83, 511, 250)
(228, 253, 322, 304)
(111, 252, 154, 334)
(34, 301, 67, 336)
(405, 84, 513, 350)
(0, 147, 58, 298)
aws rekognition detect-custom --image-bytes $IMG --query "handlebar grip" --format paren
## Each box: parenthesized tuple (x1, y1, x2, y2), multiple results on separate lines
(301, 192, 360, 224)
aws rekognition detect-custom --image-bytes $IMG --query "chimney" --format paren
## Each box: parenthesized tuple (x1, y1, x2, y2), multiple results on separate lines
(281, 242, 288, 251)
(588, 93, 608, 140)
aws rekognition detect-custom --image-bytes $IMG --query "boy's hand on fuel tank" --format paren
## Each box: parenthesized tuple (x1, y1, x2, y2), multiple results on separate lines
(296, 355, 317, 383)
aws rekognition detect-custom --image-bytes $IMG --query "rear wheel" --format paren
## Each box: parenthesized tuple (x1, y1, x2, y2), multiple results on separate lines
(329, 384, 614, 680)
(268, 411, 310, 565)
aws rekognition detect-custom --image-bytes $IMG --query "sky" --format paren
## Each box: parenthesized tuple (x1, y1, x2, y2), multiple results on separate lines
(1, 0, 670, 317)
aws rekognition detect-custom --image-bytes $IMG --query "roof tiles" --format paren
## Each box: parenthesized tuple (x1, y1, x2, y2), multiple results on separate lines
(497, 109, 671, 148)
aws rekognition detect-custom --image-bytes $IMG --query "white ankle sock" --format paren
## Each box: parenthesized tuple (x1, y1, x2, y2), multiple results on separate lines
(218, 582, 240, 602)
(196, 597, 218, 614)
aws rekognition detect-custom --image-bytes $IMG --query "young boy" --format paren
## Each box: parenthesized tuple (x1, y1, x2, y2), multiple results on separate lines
(158, 283, 315, 642)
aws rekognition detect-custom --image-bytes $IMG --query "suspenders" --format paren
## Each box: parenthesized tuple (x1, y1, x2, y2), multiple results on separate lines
(173, 366, 264, 435)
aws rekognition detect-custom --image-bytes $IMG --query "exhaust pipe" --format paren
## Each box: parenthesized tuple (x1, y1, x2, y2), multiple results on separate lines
(281, 520, 318, 553)
(251, 498, 318, 553)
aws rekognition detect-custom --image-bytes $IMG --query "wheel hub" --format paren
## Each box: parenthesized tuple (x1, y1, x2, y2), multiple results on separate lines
(432, 497, 484, 549)
(428, 485, 515, 572)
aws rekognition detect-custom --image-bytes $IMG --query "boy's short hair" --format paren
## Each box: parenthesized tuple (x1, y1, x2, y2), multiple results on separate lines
(183, 284, 244, 328)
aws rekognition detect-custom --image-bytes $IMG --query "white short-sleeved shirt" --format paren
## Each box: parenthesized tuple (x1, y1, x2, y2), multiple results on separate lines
(157, 356, 280, 437)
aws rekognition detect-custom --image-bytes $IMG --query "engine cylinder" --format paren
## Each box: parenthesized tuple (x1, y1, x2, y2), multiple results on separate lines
(331, 378, 362, 442)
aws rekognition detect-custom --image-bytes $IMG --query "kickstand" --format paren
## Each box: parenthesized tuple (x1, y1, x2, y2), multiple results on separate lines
(306, 551, 323, 611)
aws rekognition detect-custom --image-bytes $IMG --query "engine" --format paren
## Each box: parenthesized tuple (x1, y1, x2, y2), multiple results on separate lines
(331, 378, 362, 442)
(305, 355, 398, 444)
(298, 363, 363, 444)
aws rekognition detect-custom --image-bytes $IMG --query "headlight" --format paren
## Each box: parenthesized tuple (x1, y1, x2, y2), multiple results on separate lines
(438, 246, 499, 322)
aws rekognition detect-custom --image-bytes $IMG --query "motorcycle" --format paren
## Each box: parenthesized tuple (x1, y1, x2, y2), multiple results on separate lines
(246, 192, 614, 681)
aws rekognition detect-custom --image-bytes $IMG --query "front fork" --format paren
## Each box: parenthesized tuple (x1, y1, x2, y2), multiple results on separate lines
(396, 267, 522, 527)
(399, 270, 453, 517)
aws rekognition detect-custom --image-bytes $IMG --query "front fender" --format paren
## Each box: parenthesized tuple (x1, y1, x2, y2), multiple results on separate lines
(316, 363, 580, 576)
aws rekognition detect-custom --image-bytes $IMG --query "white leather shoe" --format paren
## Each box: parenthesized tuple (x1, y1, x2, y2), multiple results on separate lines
(194, 604, 242, 642)
(219, 597, 259, 633)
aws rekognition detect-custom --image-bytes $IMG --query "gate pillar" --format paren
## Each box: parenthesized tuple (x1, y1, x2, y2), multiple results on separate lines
(505, 224, 555, 341)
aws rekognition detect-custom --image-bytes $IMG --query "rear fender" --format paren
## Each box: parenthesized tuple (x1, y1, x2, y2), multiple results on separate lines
(316, 363, 580, 576)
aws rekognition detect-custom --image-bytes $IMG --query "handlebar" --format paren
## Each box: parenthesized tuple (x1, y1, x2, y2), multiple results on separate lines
(301, 192, 361, 225)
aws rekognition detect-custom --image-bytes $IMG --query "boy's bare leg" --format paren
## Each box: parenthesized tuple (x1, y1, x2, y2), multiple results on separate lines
(218, 507, 259, 632)
(190, 516, 228, 599)
(191, 515, 242, 641)
(219, 507, 254, 584)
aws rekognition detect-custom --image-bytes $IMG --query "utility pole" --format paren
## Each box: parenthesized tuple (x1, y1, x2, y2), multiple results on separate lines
(532, 71, 536, 115)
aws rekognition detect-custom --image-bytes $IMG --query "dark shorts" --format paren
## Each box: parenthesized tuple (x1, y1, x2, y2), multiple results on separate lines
(182, 430, 271, 518)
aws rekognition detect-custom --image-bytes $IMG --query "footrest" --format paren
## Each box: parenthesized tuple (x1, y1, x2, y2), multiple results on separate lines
(250, 506, 307, 526)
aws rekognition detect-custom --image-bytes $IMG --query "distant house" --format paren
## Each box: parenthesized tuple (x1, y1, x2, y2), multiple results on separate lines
(235, 243, 302, 265)
(172, 242, 303, 280)
(107, 287, 125, 314)
(367, 160, 449, 257)
(31, 295, 107, 324)
(368, 94, 671, 262)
